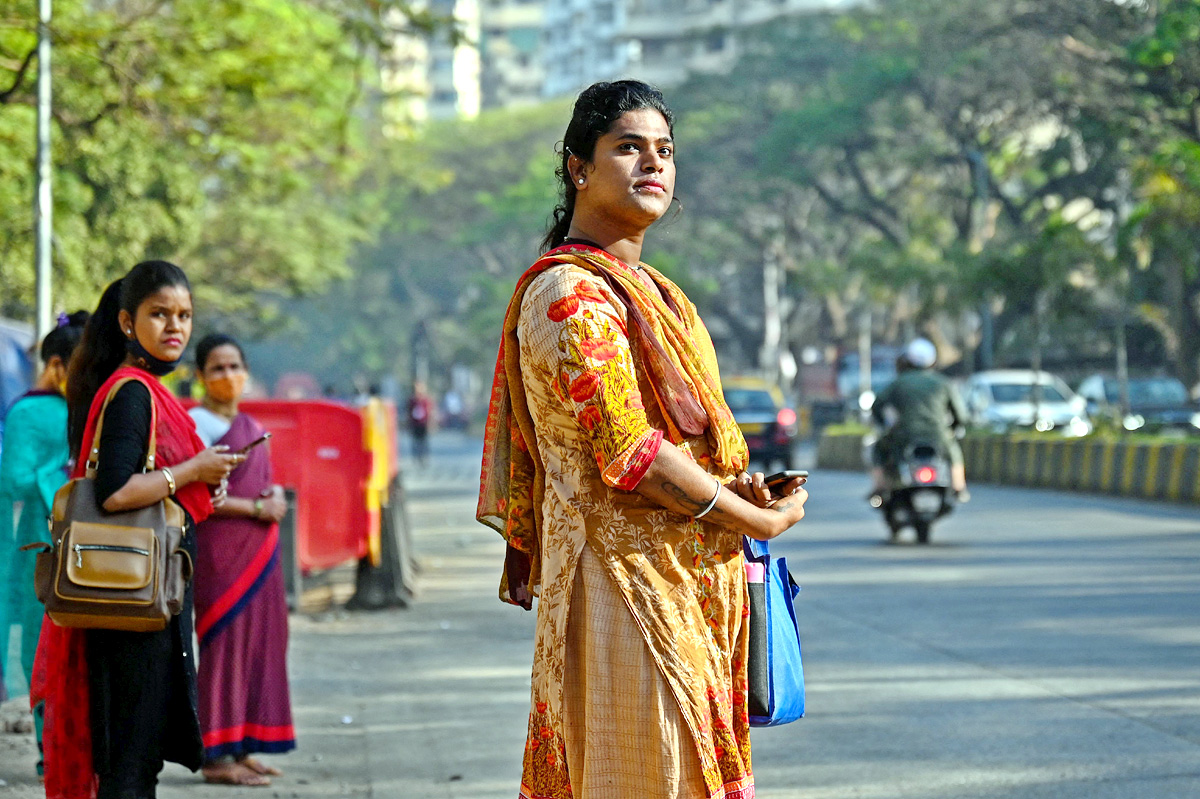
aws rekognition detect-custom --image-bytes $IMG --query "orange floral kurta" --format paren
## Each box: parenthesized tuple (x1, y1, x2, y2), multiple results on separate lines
(504, 257, 753, 799)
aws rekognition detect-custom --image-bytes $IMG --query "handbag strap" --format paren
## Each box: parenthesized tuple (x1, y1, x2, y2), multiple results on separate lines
(83, 377, 159, 479)
(743, 535, 769, 560)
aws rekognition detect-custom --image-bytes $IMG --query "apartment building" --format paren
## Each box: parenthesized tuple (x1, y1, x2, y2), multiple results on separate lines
(382, 0, 483, 126)
(481, 0, 546, 108)
(541, 0, 628, 98)
(541, 0, 854, 98)
(385, 0, 853, 123)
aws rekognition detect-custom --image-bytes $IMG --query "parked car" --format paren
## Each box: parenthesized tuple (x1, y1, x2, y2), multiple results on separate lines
(723, 377, 799, 470)
(962, 369, 1091, 436)
(1076, 374, 1200, 434)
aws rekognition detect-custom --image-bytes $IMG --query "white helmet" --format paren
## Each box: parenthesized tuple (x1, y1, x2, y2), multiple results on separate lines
(904, 338, 937, 369)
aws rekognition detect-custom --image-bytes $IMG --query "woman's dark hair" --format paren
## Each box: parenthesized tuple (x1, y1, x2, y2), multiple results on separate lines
(195, 333, 246, 372)
(40, 310, 90, 365)
(541, 80, 676, 253)
(67, 260, 191, 457)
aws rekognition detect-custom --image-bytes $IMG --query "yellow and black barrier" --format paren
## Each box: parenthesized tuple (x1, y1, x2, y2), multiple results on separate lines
(816, 432, 1200, 504)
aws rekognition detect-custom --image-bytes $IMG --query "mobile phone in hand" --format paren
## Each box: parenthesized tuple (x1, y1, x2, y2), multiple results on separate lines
(235, 432, 271, 455)
(764, 469, 808, 488)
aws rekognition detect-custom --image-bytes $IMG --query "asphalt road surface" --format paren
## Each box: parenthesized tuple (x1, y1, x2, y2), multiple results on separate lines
(1, 431, 1196, 798)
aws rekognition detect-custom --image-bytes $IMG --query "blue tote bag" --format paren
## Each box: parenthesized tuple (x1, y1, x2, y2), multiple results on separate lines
(743, 536, 805, 726)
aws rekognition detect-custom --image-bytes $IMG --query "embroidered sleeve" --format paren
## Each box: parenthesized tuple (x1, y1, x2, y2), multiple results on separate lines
(519, 268, 662, 490)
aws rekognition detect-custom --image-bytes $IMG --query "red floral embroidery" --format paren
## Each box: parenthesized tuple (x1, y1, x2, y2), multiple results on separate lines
(578, 338, 619, 361)
(574, 281, 607, 303)
(568, 372, 600, 402)
(577, 405, 602, 431)
(547, 294, 580, 322)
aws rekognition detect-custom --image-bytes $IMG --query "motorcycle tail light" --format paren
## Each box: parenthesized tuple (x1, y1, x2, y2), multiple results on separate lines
(915, 466, 937, 484)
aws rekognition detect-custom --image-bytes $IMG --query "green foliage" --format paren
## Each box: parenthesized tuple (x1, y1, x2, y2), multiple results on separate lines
(248, 101, 572, 387)
(1, 0, 378, 319)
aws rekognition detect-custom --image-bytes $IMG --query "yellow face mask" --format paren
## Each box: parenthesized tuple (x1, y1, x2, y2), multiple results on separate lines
(205, 373, 247, 404)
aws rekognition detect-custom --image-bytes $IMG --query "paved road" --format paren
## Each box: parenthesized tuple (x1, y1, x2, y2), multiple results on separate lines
(1, 432, 1197, 797)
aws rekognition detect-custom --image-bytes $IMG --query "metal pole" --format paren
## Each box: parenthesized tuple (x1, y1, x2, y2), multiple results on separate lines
(759, 241, 781, 385)
(34, 0, 53, 352)
(1114, 170, 1133, 423)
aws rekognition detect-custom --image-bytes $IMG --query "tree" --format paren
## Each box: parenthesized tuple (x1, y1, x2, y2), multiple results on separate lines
(0, 0, 390, 319)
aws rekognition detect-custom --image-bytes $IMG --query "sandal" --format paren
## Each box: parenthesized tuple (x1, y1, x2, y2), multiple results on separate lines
(202, 762, 272, 787)
(239, 756, 283, 777)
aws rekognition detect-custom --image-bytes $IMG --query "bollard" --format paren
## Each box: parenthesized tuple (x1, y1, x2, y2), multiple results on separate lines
(346, 475, 416, 610)
(279, 488, 302, 612)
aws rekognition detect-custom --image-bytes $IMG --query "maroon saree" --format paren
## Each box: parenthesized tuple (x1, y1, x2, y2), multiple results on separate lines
(193, 413, 296, 761)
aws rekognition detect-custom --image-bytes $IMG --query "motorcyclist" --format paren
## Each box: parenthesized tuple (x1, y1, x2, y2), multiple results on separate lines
(869, 338, 969, 502)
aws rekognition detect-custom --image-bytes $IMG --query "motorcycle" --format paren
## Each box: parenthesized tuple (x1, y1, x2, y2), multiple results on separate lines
(869, 440, 955, 544)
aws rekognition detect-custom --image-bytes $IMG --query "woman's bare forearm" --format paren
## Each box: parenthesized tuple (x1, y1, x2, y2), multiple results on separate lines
(634, 440, 801, 540)
(210, 496, 257, 519)
(101, 471, 174, 512)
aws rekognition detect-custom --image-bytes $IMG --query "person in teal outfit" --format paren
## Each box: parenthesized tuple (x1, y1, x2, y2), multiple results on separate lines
(0, 310, 88, 777)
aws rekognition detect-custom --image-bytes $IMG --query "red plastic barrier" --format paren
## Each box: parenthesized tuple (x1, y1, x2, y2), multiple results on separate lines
(237, 400, 374, 573)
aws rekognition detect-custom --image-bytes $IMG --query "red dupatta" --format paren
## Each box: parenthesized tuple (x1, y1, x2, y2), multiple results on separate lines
(33, 366, 213, 799)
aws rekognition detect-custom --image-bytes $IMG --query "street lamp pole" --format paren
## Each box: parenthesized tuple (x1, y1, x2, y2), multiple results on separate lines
(34, 0, 53, 351)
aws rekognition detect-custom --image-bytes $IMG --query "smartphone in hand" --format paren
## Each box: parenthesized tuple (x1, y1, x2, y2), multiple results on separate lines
(764, 470, 808, 494)
(235, 432, 272, 456)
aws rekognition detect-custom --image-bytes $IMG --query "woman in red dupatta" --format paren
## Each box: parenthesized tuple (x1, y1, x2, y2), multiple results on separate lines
(478, 82, 810, 799)
(188, 334, 295, 787)
(35, 261, 243, 799)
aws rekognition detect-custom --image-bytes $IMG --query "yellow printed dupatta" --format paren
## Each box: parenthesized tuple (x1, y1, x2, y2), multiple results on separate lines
(477, 243, 747, 602)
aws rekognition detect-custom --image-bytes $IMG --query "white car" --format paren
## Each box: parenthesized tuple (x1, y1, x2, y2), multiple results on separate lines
(962, 370, 1092, 436)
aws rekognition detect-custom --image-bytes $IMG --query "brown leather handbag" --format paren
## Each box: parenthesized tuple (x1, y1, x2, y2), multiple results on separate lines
(29, 378, 192, 632)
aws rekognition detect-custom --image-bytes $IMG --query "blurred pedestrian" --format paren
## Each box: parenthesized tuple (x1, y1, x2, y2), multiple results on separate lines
(478, 80, 809, 798)
(0, 310, 88, 778)
(189, 334, 295, 786)
(407, 380, 433, 466)
(35, 261, 242, 799)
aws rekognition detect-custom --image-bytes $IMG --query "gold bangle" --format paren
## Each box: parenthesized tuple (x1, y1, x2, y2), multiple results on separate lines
(161, 467, 177, 496)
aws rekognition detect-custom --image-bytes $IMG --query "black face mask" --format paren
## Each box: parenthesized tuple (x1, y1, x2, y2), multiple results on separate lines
(126, 335, 181, 377)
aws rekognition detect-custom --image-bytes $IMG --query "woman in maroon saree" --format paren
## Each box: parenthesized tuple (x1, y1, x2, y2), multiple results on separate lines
(189, 335, 295, 786)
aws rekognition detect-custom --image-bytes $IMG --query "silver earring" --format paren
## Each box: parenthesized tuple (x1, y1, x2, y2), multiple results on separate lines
(578, 178, 584, 184)
(125, 329, 131, 335)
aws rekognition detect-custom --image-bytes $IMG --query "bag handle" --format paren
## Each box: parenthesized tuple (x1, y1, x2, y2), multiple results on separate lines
(84, 377, 159, 479)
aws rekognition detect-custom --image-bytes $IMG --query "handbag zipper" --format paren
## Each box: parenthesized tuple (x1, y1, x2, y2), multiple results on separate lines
(73, 544, 151, 568)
